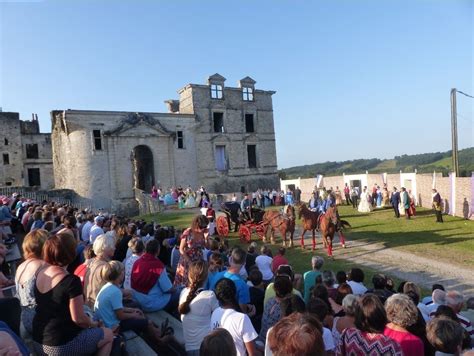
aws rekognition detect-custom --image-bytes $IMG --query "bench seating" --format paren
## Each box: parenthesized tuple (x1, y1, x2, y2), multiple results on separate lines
(122, 330, 157, 356)
(146, 310, 184, 345)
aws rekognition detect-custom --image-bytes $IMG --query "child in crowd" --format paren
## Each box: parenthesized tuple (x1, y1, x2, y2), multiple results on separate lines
(123, 237, 145, 290)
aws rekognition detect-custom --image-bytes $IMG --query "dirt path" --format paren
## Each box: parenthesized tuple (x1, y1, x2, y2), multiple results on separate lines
(297, 227, 474, 295)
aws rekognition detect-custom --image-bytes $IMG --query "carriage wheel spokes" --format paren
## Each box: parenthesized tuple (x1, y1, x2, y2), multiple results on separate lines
(216, 216, 229, 237)
(239, 225, 251, 243)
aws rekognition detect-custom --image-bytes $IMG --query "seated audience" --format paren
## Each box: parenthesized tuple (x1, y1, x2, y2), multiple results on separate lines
(123, 237, 144, 290)
(32, 232, 113, 355)
(337, 294, 402, 355)
(332, 294, 357, 349)
(268, 313, 324, 356)
(446, 290, 474, 345)
(426, 317, 464, 356)
(460, 297, 474, 327)
(200, 328, 237, 356)
(94, 260, 162, 349)
(271, 247, 288, 274)
(0, 321, 29, 356)
(83, 234, 116, 308)
(346, 267, 367, 295)
(179, 260, 219, 355)
(383, 293, 424, 356)
(307, 297, 336, 353)
(330, 282, 353, 316)
(367, 273, 393, 304)
(211, 278, 261, 356)
(255, 245, 273, 286)
(303, 256, 324, 304)
(131, 239, 179, 312)
(264, 265, 302, 306)
(14, 229, 47, 334)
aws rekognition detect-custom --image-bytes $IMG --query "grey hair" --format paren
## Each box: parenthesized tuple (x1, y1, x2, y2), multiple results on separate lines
(385, 293, 418, 328)
(446, 291, 464, 307)
(342, 294, 358, 316)
(93, 234, 115, 256)
(311, 256, 324, 270)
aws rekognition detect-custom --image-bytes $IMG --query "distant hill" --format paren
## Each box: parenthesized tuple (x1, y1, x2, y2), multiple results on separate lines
(279, 147, 474, 179)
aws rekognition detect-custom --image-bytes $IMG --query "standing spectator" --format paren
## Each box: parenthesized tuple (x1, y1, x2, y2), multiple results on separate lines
(89, 216, 105, 244)
(350, 186, 359, 209)
(391, 187, 401, 218)
(174, 215, 209, 288)
(211, 278, 260, 356)
(303, 256, 324, 304)
(131, 239, 179, 312)
(179, 260, 219, 355)
(401, 187, 411, 220)
(294, 187, 301, 204)
(271, 247, 288, 274)
(81, 214, 94, 244)
(383, 294, 424, 356)
(14, 229, 48, 334)
(343, 183, 351, 206)
(337, 294, 402, 355)
(432, 189, 443, 223)
(347, 268, 368, 296)
(32, 232, 113, 355)
(255, 246, 273, 286)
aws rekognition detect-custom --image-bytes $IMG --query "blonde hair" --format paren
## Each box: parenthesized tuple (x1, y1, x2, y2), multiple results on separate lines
(101, 260, 124, 282)
(93, 234, 115, 256)
(385, 293, 418, 328)
(22, 229, 48, 259)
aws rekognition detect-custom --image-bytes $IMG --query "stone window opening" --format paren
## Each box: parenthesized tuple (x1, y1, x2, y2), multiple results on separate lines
(28, 168, 41, 187)
(26, 144, 39, 159)
(215, 145, 227, 171)
(5, 182, 12, 186)
(93, 130, 102, 150)
(4, 138, 8, 145)
(247, 145, 257, 168)
(213, 112, 224, 133)
(210, 84, 223, 99)
(245, 114, 254, 133)
(177, 131, 184, 149)
(242, 87, 254, 101)
(3, 153, 9, 165)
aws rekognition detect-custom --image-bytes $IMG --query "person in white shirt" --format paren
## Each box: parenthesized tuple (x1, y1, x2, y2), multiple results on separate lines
(123, 238, 144, 290)
(211, 278, 261, 356)
(81, 215, 94, 243)
(179, 260, 219, 355)
(89, 216, 105, 244)
(346, 268, 368, 296)
(255, 246, 273, 285)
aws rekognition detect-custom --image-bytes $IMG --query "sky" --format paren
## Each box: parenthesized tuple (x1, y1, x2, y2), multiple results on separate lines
(1, 0, 472, 169)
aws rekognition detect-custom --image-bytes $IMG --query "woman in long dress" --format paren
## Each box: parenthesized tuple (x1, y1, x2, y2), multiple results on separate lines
(335, 187, 343, 205)
(358, 187, 373, 213)
(382, 188, 390, 207)
(184, 191, 196, 208)
(376, 186, 382, 208)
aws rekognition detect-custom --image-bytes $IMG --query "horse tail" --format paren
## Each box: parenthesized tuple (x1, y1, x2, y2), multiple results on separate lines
(340, 220, 352, 229)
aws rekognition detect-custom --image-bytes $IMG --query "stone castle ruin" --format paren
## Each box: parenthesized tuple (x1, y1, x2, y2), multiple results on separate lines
(1, 74, 279, 213)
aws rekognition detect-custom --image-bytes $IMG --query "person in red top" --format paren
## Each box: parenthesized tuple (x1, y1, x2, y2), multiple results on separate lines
(383, 293, 424, 356)
(271, 248, 288, 274)
(131, 240, 179, 313)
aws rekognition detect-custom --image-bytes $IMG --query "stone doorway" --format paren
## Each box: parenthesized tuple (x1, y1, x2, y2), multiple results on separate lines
(132, 145, 155, 192)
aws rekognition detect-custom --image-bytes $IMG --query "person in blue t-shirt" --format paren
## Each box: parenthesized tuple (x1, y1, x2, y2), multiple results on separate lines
(94, 260, 162, 346)
(210, 247, 256, 317)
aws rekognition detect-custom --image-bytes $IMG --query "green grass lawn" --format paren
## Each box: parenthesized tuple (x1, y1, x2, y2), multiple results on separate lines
(137, 204, 473, 293)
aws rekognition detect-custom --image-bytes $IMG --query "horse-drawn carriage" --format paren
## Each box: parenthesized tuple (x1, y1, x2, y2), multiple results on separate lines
(216, 202, 296, 246)
(216, 202, 267, 242)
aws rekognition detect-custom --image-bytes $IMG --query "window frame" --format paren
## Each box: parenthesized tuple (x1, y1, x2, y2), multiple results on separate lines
(210, 84, 223, 99)
(177, 130, 184, 149)
(25, 143, 39, 159)
(92, 130, 103, 151)
(247, 144, 257, 168)
(245, 113, 255, 133)
(213, 112, 225, 133)
(2, 153, 9, 165)
(27, 168, 41, 187)
(215, 145, 228, 172)
(242, 87, 254, 101)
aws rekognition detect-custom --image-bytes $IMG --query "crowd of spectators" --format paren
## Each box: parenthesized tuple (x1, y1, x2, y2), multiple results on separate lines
(0, 193, 473, 355)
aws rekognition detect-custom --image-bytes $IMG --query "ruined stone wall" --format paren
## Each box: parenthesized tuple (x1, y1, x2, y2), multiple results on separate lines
(22, 134, 54, 189)
(0, 113, 25, 187)
(181, 84, 279, 193)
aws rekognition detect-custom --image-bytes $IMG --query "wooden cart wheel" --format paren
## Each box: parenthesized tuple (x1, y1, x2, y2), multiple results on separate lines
(256, 223, 266, 240)
(216, 216, 229, 237)
(239, 225, 251, 243)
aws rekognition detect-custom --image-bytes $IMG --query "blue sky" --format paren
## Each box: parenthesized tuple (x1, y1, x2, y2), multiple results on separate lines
(1, 0, 472, 168)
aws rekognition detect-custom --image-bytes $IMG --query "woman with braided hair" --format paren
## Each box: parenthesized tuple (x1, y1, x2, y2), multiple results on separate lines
(178, 260, 219, 355)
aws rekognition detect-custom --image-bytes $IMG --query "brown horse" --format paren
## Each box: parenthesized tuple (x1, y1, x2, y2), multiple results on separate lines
(297, 203, 321, 250)
(262, 205, 296, 247)
(319, 205, 338, 257)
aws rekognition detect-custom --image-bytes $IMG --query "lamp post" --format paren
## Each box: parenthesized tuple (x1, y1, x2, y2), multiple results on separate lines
(450, 88, 459, 177)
